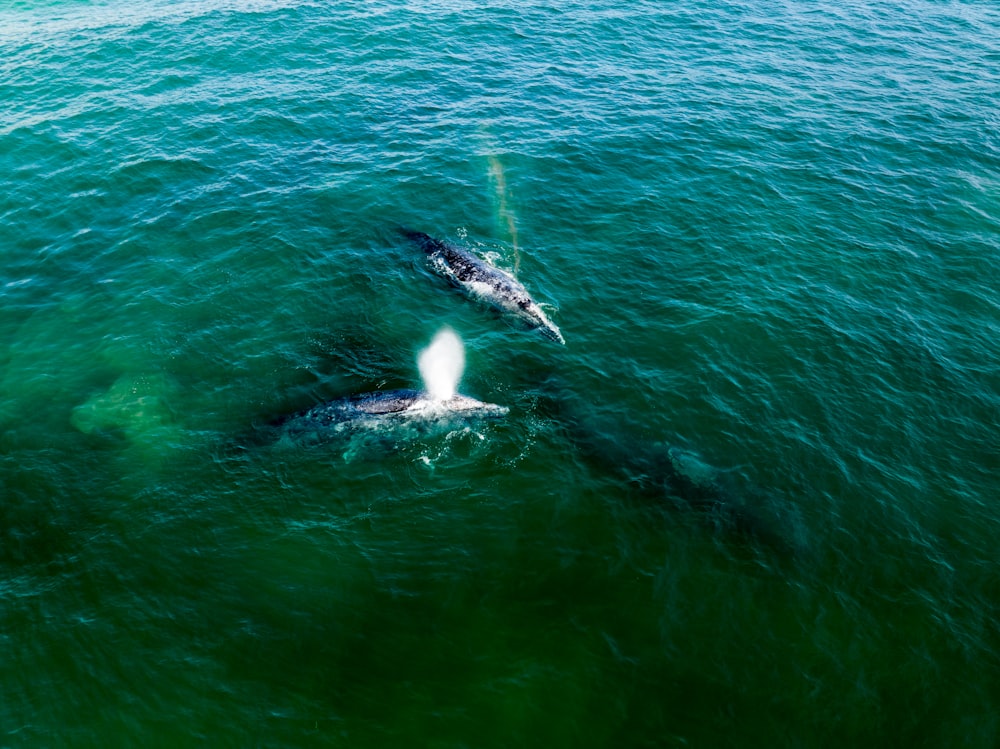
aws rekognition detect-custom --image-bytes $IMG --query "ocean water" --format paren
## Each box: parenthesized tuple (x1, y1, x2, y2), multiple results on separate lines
(2, 0, 999, 745)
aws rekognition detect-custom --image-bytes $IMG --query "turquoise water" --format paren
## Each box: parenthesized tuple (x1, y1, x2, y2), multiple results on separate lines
(2, 0, 999, 745)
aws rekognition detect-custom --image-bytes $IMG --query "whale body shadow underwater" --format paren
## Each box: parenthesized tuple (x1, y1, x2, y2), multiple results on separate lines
(529, 377, 807, 563)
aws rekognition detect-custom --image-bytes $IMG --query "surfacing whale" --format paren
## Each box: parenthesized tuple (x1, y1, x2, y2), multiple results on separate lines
(401, 229, 565, 344)
(280, 388, 506, 432)
(271, 327, 508, 447)
(268, 388, 508, 449)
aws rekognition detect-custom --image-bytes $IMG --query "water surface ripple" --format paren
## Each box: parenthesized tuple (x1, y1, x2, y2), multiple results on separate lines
(2, 0, 999, 746)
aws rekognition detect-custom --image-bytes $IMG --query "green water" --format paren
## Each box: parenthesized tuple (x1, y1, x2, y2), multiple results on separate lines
(2, 0, 999, 746)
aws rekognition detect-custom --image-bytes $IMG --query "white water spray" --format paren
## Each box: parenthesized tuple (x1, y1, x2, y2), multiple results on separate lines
(418, 327, 465, 402)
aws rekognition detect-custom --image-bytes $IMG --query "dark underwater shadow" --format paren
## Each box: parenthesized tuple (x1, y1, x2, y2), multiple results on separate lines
(529, 374, 810, 570)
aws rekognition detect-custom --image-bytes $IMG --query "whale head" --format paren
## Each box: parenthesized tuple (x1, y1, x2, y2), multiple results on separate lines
(535, 315, 565, 345)
(514, 297, 564, 344)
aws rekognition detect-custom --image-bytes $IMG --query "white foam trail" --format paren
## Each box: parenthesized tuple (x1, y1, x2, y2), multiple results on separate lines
(418, 327, 465, 402)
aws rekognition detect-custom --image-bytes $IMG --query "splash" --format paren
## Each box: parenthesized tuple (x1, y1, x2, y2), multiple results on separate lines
(418, 327, 465, 402)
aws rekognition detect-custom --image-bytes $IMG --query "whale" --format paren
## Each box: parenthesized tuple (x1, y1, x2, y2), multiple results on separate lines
(401, 229, 565, 344)
(268, 388, 508, 448)
(271, 327, 508, 446)
(279, 388, 507, 433)
(530, 379, 805, 562)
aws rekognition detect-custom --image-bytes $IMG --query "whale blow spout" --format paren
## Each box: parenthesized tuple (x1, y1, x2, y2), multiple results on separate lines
(418, 326, 465, 402)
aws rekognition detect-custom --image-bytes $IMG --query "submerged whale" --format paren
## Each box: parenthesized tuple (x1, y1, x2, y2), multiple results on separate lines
(401, 229, 565, 344)
(530, 381, 804, 562)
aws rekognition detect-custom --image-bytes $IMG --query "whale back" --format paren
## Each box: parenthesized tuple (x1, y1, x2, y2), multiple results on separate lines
(349, 389, 423, 415)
